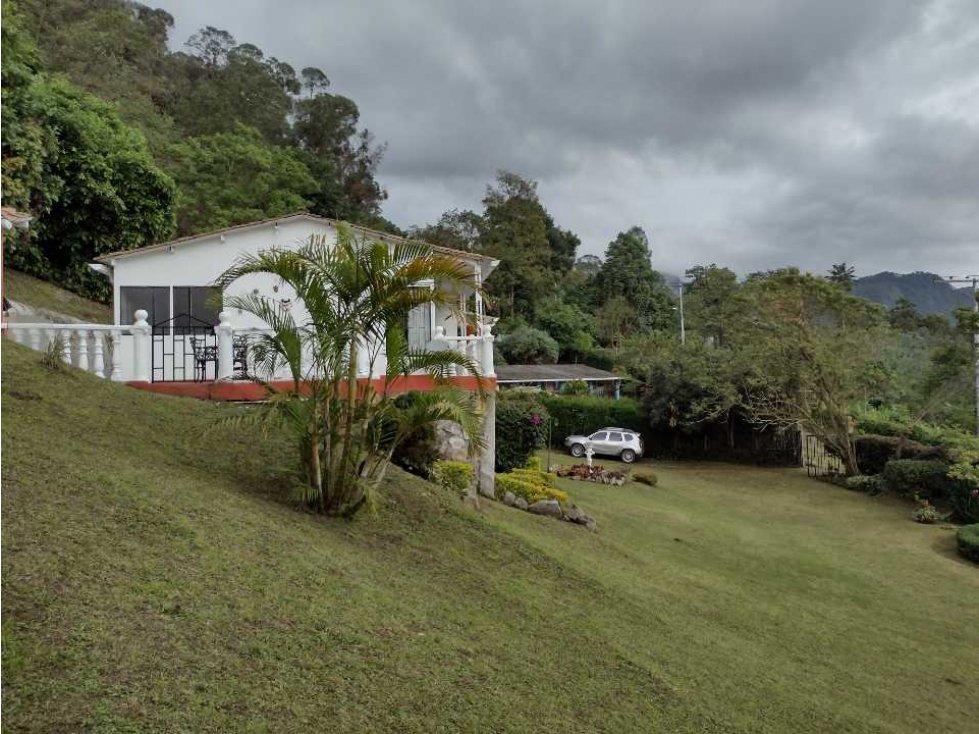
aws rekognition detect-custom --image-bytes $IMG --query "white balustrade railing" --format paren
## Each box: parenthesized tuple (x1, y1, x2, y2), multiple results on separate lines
(5, 310, 497, 384)
(4, 322, 138, 381)
(432, 325, 495, 378)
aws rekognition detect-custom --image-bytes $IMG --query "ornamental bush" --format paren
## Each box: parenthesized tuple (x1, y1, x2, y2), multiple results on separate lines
(430, 460, 474, 497)
(956, 524, 979, 563)
(633, 471, 658, 487)
(496, 325, 559, 364)
(495, 392, 549, 472)
(882, 460, 956, 500)
(539, 394, 646, 448)
(845, 474, 884, 495)
(495, 474, 569, 505)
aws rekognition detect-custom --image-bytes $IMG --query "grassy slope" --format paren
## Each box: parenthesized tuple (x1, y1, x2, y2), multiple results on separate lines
(4, 269, 112, 323)
(3, 342, 978, 732)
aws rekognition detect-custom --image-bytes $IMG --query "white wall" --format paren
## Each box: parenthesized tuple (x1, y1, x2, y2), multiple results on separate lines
(110, 218, 334, 328)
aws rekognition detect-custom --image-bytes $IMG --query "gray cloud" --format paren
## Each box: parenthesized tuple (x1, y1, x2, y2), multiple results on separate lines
(157, 0, 979, 276)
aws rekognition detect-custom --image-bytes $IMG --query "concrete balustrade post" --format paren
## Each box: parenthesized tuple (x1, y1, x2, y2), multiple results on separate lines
(216, 311, 234, 380)
(92, 333, 105, 378)
(482, 332, 495, 378)
(110, 331, 123, 381)
(133, 309, 152, 382)
(76, 328, 89, 372)
(60, 329, 73, 365)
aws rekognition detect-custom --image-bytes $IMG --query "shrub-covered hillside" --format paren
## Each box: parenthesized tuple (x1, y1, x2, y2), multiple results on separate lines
(4, 342, 979, 732)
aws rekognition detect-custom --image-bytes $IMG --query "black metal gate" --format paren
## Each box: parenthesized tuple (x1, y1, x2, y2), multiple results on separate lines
(152, 314, 217, 383)
(803, 433, 844, 477)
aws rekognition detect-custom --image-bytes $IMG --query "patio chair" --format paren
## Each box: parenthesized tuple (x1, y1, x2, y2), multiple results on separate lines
(233, 336, 250, 379)
(189, 337, 217, 382)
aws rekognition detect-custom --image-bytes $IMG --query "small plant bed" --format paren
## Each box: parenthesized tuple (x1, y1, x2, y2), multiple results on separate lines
(495, 460, 597, 530)
(555, 464, 629, 486)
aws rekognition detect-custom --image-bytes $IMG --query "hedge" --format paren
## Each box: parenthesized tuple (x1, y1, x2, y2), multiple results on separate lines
(854, 434, 944, 475)
(956, 524, 979, 564)
(845, 474, 883, 495)
(495, 392, 549, 473)
(882, 460, 955, 500)
(539, 394, 646, 448)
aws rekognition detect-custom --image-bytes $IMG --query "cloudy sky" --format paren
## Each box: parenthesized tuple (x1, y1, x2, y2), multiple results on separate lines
(156, 0, 978, 277)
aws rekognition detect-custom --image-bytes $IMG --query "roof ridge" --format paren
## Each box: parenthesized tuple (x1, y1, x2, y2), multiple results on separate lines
(94, 211, 496, 263)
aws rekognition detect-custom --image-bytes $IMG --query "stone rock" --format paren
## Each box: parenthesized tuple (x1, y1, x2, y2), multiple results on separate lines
(503, 491, 517, 507)
(564, 505, 584, 523)
(515, 497, 529, 510)
(433, 420, 470, 462)
(563, 504, 597, 531)
(528, 499, 563, 518)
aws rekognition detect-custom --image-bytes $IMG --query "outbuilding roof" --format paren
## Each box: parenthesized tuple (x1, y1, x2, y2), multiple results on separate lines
(94, 212, 498, 265)
(495, 364, 626, 383)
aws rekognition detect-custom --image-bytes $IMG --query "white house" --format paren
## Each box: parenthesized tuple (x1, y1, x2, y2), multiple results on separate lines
(78, 212, 499, 387)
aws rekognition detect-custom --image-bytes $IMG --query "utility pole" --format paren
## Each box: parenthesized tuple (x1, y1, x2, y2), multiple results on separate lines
(670, 280, 686, 345)
(936, 275, 979, 436)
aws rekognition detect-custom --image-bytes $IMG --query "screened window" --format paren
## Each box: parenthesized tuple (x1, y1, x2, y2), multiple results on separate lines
(120, 286, 168, 327)
(173, 287, 222, 331)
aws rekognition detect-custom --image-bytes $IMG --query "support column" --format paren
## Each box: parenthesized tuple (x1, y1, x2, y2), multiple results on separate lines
(477, 390, 497, 499)
(132, 309, 152, 382)
(216, 311, 234, 380)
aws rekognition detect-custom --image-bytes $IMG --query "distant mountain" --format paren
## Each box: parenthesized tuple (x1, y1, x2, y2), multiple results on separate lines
(853, 271, 975, 316)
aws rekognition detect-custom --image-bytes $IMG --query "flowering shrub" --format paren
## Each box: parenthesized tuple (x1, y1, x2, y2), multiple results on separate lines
(555, 464, 629, 485)
(495, 392, 549, 472)
(911, 498, 942, 524)
(430, 460, 474, 497)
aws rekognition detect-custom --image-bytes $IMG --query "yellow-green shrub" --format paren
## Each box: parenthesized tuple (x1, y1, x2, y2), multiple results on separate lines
(430, 460, 474, 496)
(495, 469, 569, 505)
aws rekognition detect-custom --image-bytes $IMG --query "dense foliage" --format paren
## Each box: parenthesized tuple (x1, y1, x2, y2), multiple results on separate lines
(3, 0, 391, 301)
(495, 392, 549, 472)
(2, 5, 174, 299)
(217, 229, 485, 516)
(538, 394, 646, 447)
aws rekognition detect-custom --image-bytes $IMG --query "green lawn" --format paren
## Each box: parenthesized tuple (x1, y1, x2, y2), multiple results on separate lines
(3, 269, 112, 323)
(3, 341, 977, 732)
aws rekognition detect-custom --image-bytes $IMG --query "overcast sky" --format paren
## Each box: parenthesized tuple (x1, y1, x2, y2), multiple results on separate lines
(156, 0, 978, 277)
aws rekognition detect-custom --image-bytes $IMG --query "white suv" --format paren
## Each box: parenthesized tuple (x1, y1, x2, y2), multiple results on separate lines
(564, 427, 644, 463)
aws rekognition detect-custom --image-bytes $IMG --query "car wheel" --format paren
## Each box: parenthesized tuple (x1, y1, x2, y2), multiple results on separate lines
(570, 443, 585, 458)
(620, 449, 636, 464)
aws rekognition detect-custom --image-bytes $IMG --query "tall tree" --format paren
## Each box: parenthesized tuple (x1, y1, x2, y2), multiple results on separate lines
(292, 92, 387, 220)
(732, 270, 890, 475)
(595, 227, 674, 332)
(827, 262, 856, 290)
(684, 264, 739, 346)
(478, 172, 553, 319)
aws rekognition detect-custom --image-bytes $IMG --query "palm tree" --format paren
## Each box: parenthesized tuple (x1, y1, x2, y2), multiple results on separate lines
(217, 225, 486, 516)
